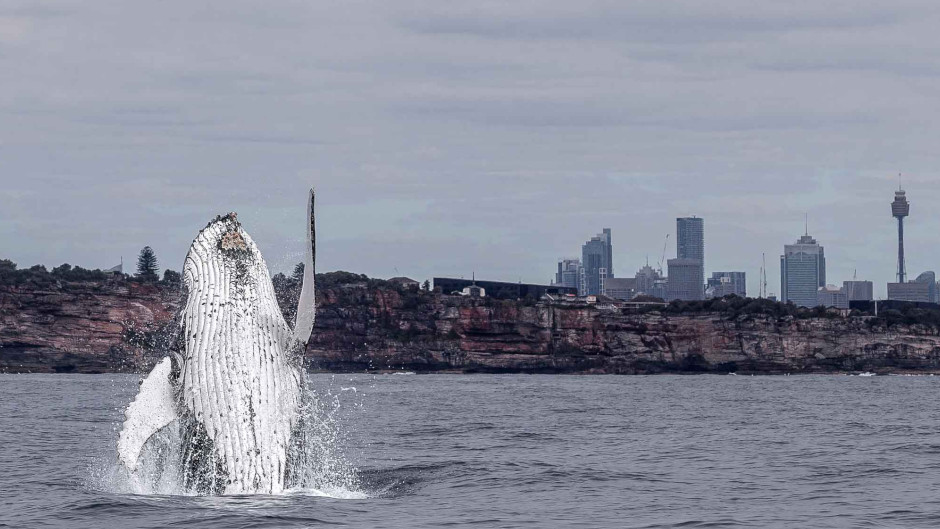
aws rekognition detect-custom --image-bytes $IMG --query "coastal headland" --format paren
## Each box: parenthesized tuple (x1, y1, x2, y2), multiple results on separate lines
(3, 271, 940, 375)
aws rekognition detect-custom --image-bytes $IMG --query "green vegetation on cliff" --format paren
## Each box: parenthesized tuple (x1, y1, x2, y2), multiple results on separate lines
(0, 259, 109, 285)
(663, 294, 940, 331)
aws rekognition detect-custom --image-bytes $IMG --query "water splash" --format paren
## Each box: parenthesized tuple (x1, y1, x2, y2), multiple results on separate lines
(91, 375, 364, 499)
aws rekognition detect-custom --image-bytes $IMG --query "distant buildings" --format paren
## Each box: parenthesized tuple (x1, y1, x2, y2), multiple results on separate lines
(434, 277, 575, 300)
(817, 285, 848, 309)
(887, 281, 931, 303)
(388, 276, 420, 289)
(843, 280, 873, 301)
(543, 187, 940, 308)
(675, 217, 705, 300)
(706, 272, 746, 299)
(916, 271, 938, 303)
(582, 229, 613, 296)
(635, 264, 661, 296)
(461, 283, 485, 298)
(781, 233, 826, 308)
(634, 264, 669, 300)
(555, 258, 583, 294)
(677, 217, 705, 263)
(667, 258, 704, 301)
(659, 217, 707, 301)
(887, 271, 938, 303)
(650, 278, 669, 300)
(603, 277, 637, 301)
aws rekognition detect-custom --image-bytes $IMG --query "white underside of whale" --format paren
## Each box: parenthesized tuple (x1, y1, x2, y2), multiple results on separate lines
(118, 190, 317, 495)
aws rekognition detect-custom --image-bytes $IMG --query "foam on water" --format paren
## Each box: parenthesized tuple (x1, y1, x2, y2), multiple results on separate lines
(90, 376, 364, 499)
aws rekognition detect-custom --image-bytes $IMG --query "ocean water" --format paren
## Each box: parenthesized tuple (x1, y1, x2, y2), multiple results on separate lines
(3, 373, 940, 528)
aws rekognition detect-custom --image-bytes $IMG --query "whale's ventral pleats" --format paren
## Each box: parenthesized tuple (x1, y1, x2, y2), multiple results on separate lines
(118, 189, 318, 495)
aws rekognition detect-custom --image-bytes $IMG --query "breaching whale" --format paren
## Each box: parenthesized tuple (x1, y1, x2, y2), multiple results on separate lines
(118, 189, 317, 494)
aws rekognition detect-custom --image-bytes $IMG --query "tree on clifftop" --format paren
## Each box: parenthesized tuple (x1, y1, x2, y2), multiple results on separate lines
(136, 246, 159, 282)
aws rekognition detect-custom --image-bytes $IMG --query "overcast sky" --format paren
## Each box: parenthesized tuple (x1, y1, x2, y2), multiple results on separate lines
(2, 1, 939, 297)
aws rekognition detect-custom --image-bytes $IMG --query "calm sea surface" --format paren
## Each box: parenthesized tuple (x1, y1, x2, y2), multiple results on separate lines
(3, 373, 940, 528)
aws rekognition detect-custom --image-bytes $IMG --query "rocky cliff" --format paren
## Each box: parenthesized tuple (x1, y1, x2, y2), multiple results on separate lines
(3, 276, 940, 374)
(0, 280, 178, 373)
(309, 284, 940, 374)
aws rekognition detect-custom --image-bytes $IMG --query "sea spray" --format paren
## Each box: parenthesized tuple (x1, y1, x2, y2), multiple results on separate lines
(285, 374, 363, 497)
(92, 375, 364, 498)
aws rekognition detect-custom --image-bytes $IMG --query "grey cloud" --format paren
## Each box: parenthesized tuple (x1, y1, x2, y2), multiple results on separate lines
(2, 1, 939, 299)
(398, 1, 903, 42)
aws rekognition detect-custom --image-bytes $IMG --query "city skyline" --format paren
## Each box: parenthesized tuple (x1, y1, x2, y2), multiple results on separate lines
(549, 182, 929, 303)
(3, 180, 934, 303)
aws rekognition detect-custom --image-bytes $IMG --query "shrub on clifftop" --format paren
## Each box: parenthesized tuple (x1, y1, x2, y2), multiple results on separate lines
(161, 269, 181, 287)
(0, 260, 108, 286)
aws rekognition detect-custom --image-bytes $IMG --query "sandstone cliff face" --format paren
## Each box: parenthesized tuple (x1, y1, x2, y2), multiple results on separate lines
(307, 285, 940, 375)
(0, 280, 178, 373)
(4, 278, 940, 374)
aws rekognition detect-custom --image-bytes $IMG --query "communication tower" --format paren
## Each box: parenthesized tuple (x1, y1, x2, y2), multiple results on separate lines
(891, 179, 910, 283)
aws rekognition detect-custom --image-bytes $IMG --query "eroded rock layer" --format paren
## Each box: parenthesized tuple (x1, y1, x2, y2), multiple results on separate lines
(3, 278, 940, 374)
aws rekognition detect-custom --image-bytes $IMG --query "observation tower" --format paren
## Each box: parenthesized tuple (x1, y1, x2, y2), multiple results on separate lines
(891, 185, 910, 283)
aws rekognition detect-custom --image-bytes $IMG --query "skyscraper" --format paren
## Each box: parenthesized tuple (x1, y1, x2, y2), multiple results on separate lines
(555, 259, 582, 293)
(667, 258, 705, 301)
(780, 233, 826, 308)
(582, 229, 613, 296)
(671, 217, 704, 300)
(892, 187, 910, 283)
(677, 217, 705, 264)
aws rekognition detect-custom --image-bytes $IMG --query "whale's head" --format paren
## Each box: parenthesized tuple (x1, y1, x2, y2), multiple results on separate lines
(183, 213, 269, 297)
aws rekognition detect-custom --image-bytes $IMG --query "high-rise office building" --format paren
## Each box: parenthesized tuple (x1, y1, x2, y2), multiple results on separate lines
(915, 271, 938, 303)
(677, 217, 705, 264)
(706, 272, 746, 298)
(780, 233, 826, 308)
(555, 259, 582, 293)
(843, 280, 874, 301)
(667, 258, 705, 301)
(666, 217, 705, 300)
(582, 229, 613, 296)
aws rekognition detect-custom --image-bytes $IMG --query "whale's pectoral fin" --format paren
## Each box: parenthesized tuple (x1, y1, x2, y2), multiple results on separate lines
(293, 188, 316, 345)
(117, 356, 178, 471)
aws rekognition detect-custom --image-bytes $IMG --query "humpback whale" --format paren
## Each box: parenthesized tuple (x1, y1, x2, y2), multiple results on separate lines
(118, 189, 317, 495)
